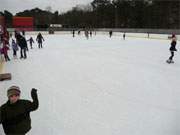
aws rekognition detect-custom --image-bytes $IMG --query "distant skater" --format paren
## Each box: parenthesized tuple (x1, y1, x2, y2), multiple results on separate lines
(85, 30, 89, 39)
(90, 31, 92, 37)
(109, 30, 112, 38)
(123, 33, 126, 40)
(72, 30, 75, 37)
(27, 37, 34, 49)
(12, 39, 19, 59)
(166, 34, 177, 64)
(36, 33, 45, 49)
(78, 30, 81, 35)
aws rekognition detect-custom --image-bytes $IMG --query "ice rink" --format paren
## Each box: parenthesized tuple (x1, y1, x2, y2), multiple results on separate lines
(0, 34, 180, 135)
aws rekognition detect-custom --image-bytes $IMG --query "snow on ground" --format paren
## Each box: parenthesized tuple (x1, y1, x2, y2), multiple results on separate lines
(0, 34, 180, 135)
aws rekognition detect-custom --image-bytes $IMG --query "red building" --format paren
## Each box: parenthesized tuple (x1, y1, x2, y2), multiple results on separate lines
(0, 16, 5, 34)
(13, 17, 34, 31)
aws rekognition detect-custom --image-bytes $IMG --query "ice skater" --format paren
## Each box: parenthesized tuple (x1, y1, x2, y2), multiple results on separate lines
(72, 30, 75, 37)
(16, 34, 28, 59)
(0, 86, 39, 135)
(166, 34, 177, 64)
(123, 33, 126, 40)
(147, 33, 150, 38)
(1, 41, 10, 61)
(36, 33, 45, 49)
(90, 31, 92, 37)
(27, 37, 34, 49)
(109, 30, 112, 38)
(3, 37, 10, 47)
(85, 30, 89, 39)
(78, 30, 81, 35)
(22, 30, 25, 37)
(12, 39, 19, 59)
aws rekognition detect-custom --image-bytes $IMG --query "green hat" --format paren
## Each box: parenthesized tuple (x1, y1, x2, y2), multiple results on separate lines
(7, 86, 21, 97)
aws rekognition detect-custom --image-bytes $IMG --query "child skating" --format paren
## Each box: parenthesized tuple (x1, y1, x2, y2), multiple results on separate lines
(27, 37, 34, 49)
(166, 34, 177, 64)
(12, 39, 19, 59)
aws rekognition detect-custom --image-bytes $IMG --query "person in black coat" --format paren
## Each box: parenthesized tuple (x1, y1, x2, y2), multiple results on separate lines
(22, 30, 25, 37)
(167, 34, 177, 63)
(0, 86, 39, 135)
(16, 34, 28, 59)
(36, 33, 44, 49)
(123, 33, 126, 40)
(109, 30, 112, 38)
(90, 31, 92, 37)
(72, 30, 75, 37)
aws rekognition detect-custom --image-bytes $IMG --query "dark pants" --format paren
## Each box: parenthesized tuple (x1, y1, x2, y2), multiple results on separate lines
(26, 46, 29, 51)
(169, 51, 174, 60)
(30, 43, 33, 49)
(4, 54, 10, 61)
(20, 47, 27, 59)
(13, 50, 17, 56)
(38, 42, 43, 48)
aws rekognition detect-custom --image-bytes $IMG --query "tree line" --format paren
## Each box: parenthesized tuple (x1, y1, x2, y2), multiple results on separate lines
(1, 0, 180, 29)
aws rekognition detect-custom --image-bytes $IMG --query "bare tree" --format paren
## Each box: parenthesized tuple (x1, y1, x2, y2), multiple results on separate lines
(45, 6, 52, 13)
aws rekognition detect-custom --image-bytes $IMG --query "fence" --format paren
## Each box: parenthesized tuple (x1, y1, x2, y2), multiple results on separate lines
(7, 28, 180, 40)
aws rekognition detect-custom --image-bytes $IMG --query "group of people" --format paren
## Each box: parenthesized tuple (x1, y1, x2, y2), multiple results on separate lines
(109, 30, 126, 40)
(0, 31, 44, 62)
(72, 30, 178, 63)
(0, 30, 178, 135)
(108, 31, 178, 63)
(72, 29, 94, 39)
(0, 30, 42, 135)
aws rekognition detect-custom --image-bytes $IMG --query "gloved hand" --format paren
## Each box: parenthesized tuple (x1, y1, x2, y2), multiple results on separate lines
(31, 88, 38, 100)
(31, 88, 37, 93)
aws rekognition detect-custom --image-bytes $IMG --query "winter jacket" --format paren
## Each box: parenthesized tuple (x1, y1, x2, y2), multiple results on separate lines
(1, 46, 9, 55)
(18, 36, 28, 49)
(12, 42, 18, 51)
(36, 34, 44, 43)
(170, 40, 177, 51)
(0, 91, 39, 134)
(3, 39, 9, 46)
(29, 37, 34, 44)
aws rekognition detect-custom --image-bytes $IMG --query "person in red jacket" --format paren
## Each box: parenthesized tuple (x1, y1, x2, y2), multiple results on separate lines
(2, 42, 10, 61)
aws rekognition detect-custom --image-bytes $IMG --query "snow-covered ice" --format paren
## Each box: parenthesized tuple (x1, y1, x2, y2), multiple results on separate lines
(0, 34, 180, 135)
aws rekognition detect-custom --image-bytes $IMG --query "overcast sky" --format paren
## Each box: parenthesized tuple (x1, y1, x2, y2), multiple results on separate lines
(0, 0, 92, 15)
